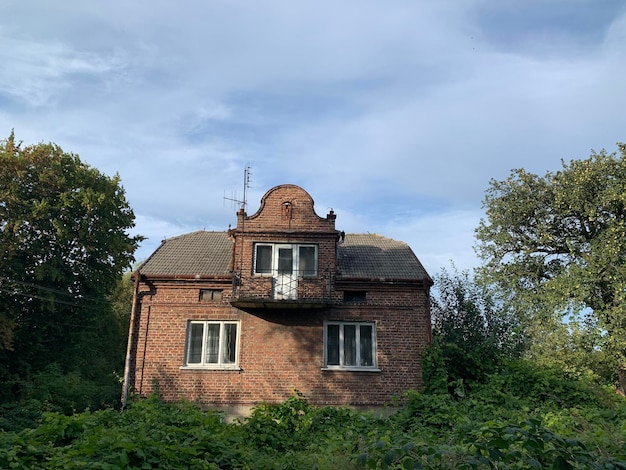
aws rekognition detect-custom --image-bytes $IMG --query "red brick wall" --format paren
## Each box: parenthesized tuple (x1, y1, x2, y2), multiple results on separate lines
(131, 281, 431, 406)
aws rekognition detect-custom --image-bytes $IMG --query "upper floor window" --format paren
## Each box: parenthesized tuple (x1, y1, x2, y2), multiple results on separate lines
(324, 321, 378, 370)
(184, 321, 239, 369)
(254, 243, 318, 277)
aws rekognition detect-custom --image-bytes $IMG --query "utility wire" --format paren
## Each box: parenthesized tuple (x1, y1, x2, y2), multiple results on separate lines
(0, 276, 113, 305)
(0, 286, 110, 312)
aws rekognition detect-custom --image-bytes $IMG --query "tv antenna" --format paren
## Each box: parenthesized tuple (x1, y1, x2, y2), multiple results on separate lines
(224, 165, 251, 211)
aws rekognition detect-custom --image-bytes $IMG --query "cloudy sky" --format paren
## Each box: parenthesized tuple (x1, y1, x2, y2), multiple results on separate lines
(1, 0, 625, 275)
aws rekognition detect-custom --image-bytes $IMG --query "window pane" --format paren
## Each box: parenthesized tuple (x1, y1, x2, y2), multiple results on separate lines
(299, 246, 316, 276)
(344, 325, 357, 366)
(255, 245, 272, 274)
(187, 323, 204, 364)
(360, 325, 374, 366)
(327, 324, 340, 365)
(277, 247, 293, 275)
(222, 323, 237, 364)
(205, 324, 220, 363)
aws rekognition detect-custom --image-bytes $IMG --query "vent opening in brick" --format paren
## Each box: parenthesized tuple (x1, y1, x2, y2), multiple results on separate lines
(343, 291, 366, 303)
(200, 289, 223, 301)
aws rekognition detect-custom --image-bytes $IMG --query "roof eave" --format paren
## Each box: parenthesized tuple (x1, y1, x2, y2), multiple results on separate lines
(133, 273, 232, 281)
(336, 277, 433, 287)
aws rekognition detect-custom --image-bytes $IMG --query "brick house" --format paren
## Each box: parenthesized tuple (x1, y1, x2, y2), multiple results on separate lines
(123, 184, 432, 412)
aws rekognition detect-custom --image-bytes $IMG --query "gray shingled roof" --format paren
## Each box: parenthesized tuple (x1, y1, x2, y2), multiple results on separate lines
(337, 234, 429, 281)
(137, 231, 232, 277)
(136, 231, 430, 282)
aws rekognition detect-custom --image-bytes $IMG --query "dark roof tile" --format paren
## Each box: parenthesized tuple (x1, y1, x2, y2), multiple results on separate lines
(337, 233, 429, 281)
(137, 231, 232, 277)
(136, 231, 430, 282)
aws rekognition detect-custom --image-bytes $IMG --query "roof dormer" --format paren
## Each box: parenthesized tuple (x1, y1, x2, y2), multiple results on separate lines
(230, 185, 339, 310)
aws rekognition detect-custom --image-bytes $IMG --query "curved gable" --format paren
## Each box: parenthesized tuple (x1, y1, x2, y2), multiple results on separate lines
(239, 184, 336, 233)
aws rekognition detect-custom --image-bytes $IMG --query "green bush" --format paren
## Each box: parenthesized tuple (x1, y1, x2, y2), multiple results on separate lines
(0, 363, 123, 433)
(1, 365, 625, 469)
(0, 399, 47, 433)
(478, 360, 610, 409)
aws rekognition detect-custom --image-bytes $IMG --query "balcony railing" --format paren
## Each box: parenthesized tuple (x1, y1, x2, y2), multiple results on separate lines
(230, 268, 334, 310)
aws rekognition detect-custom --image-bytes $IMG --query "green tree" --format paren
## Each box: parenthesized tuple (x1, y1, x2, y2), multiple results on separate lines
(430, 265, 524, 387)
(526, 313, 617, 385)
(475, 143, 626, 390)
(0, 132, 142, 407)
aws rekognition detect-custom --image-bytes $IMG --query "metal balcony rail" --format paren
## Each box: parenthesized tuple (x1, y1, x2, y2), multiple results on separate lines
(231, 268, 334, 305)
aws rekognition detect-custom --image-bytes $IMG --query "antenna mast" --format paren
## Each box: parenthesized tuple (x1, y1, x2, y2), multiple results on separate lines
(224, 165, 251, 211)
(242, 165, 250, 211)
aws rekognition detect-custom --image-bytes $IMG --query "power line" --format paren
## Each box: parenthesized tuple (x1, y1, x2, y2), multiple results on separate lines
(0, 287, 108, 312)
(0, 276, 112, 305)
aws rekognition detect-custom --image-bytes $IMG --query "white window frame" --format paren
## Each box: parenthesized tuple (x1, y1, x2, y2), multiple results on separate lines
(182, 320, 240, 370)
(323, 321, 379, 371)
(253, 243, 318, 277)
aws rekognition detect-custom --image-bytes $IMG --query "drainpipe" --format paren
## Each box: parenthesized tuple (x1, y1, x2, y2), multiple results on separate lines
(121, 270, 140, 409)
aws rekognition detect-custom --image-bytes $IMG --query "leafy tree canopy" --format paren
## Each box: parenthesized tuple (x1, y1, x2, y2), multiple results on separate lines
(0, 132, 142, 391)
(430, 265, 524, 387)
(475, 143, 626, 388)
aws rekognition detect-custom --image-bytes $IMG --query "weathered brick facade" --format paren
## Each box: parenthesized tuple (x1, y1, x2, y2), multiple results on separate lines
(127, 185, 432, 409)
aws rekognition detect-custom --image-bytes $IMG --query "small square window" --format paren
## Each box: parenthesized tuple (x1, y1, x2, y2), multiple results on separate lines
(343, 291, 366, 303)
(199, 289, 223, 301)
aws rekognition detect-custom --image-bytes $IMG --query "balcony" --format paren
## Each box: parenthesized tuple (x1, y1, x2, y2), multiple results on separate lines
(230, 269, 334, 310)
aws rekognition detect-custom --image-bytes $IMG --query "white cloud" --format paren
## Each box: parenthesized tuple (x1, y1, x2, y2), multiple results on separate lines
(374, 209, 483, 275)
(0, 34, 126, 107)
(2, 0, 625, 274)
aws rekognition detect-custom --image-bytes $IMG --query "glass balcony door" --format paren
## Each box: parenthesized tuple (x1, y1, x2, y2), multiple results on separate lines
(274, 245, 297, 299)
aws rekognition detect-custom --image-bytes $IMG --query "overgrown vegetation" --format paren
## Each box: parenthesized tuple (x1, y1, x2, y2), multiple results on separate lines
(1, 361, 625, 469)
(430, 265, 525, 387)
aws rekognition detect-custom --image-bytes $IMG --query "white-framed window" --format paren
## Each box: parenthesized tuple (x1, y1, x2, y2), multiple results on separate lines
(324, 321, 378, 370)
(184, 321, 239, 369)
(254, 243, 318, 277)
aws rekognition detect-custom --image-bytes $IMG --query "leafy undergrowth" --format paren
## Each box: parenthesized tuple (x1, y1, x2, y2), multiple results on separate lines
(1, 365, 626, 469)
